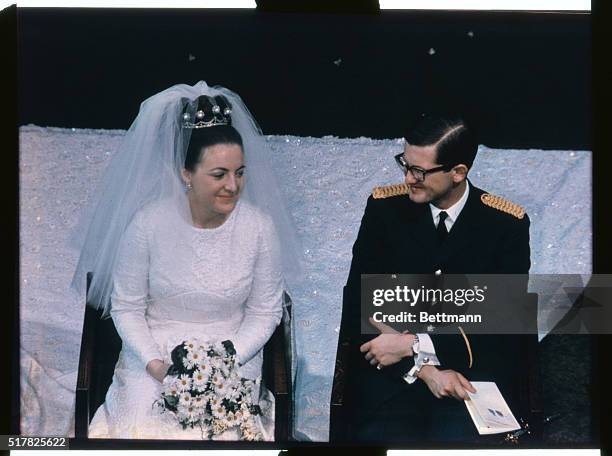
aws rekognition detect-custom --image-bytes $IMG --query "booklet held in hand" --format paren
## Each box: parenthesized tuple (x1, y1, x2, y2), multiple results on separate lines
(464, 381, 521, 435)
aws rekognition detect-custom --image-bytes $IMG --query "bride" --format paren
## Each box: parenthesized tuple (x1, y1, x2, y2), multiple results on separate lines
(71, 82, 301, 440)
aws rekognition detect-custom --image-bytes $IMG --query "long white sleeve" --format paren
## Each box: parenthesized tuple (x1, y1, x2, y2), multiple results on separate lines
(110, 212, 163, 371)
(231, 216, 284, 366)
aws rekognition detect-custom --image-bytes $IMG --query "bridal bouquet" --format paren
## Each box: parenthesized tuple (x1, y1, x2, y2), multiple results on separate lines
(154, 338, 263, 441)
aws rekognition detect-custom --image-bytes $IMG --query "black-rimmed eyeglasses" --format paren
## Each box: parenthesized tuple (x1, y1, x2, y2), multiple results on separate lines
(394, 153, 454, 182)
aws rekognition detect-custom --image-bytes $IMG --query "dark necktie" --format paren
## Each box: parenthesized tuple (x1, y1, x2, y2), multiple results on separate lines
(436, 211, 449, 243)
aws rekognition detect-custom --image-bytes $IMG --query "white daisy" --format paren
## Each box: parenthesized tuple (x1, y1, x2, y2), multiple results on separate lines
(162, 373, 176, 385)
(242, 419, 262, 440)
(184, 339, 197, 352)
(186, 348, 204, 368)
(211, 374, 228, 396)
(192, 394, 206, 409)
(225, 411, 238, 428)
(210, 357, 224, 370)
(191, 407, 205, 423)
(177, 402, 197, 423)
(176, 408, 190, 423)
(222, 388, 235, 403)
(182, 356, 195, 370)
(179, 392, 192, 407)
(198, 359, 212, 378)
(192, 369, 209, 392)
(209, 395, 221, 410)
(212, 403, 227, 419)
(176, 374, 192, 392)
(240, 404, 251, 419)
(209, 371, 221, 384)
(241, 427, 258, 441)
(162, 377, 180, 397)
(212, 419, 228, 435)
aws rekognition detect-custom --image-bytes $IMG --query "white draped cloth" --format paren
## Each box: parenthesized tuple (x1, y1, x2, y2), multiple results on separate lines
(88, 198, 283, 440)
(19, 125, 592, 440)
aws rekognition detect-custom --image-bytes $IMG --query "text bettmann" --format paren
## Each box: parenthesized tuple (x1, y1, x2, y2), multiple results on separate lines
(371, 311, 483, 324)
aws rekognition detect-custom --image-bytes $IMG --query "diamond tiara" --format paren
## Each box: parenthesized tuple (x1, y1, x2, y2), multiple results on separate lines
(182, 101, 232, 129)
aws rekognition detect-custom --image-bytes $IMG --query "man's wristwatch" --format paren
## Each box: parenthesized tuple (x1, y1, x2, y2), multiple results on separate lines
(402, 334, 435, 384)
(412, 334, 420, 354)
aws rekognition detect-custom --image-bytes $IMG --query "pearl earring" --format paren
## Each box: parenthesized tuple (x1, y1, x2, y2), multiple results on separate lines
(186, 182, 192, 190)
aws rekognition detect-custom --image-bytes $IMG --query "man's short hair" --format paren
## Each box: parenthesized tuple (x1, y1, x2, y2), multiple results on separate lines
(403, 114, 479, 170)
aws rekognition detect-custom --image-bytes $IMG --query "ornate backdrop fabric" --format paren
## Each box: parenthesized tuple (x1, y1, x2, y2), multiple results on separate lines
(19, 126, 591, 441)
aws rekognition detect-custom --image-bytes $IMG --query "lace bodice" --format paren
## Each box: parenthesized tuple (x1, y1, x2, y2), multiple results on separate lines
(109, 198, 284, 380)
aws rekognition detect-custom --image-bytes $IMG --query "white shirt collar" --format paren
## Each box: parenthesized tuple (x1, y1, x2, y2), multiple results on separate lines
(429, 180, 470, 230)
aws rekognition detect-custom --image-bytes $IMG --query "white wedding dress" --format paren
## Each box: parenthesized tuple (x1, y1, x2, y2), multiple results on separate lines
(88, 198, 283, 440)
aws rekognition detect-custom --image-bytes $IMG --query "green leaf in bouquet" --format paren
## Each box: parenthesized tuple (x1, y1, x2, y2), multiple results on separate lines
(222, 340, 236, 356)
(164, 395, 179, 411)
(170, 342, 189, 374)
(226, 401, 240, 413)
(166, 365, 180, 377)
(221, 398, 240, 412)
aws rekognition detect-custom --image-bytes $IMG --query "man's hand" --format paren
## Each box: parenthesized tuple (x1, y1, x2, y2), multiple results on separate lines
(416, 365, 476, 400)
(359, 318, 416, 368)
(146, 359, 172, 383)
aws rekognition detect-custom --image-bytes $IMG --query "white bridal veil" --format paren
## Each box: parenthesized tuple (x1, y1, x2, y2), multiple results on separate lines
(70, 81, 302, 316)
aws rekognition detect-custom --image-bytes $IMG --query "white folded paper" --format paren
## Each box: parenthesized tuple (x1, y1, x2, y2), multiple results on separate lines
(464, 381, 521, 435)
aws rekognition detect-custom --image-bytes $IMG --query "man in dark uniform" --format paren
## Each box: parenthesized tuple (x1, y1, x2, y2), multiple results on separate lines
(336, 114, 534, 443)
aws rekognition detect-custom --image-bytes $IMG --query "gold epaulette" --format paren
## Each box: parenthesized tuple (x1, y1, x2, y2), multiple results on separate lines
(480, 193, 526, 219)
(372, 183, 410, 199)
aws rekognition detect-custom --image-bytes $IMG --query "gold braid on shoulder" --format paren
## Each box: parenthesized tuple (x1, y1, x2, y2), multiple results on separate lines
(480, 193, 526, 219)
(372, 183, 410, 199)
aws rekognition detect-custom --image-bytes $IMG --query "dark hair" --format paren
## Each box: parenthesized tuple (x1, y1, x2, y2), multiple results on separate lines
(403, 114, 478, 169)
(183, 95, 244, 172)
